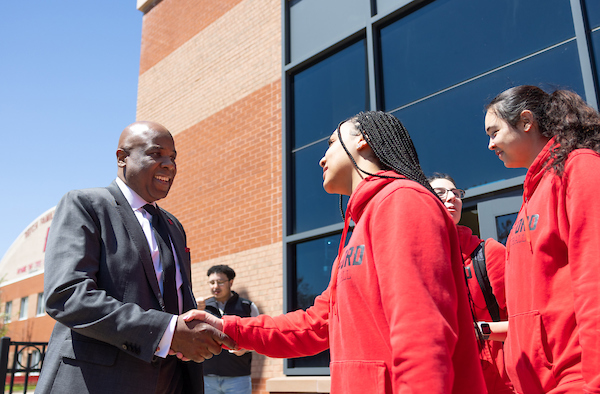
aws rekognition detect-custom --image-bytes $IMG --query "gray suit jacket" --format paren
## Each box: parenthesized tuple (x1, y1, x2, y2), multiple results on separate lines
(36, 181, 203, 394)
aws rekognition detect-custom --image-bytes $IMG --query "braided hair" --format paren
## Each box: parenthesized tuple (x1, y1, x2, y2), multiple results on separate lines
(336, 111, 437, 196)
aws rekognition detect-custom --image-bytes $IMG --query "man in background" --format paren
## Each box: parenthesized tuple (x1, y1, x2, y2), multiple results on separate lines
(197, 265, 259, 394)
(37, 121, 234, 394)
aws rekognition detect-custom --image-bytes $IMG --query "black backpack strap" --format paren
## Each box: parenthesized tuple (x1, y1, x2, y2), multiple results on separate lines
(240, 298, 253, 317)
(471, 242, 501, 322)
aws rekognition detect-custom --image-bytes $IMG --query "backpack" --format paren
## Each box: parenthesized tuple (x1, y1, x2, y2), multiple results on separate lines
(470, 242, 501, 322)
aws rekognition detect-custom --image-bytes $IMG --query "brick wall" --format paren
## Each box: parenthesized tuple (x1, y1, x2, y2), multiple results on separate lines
(138, 0, 284, 390)
(0, 274, 55, 342)
(137, 0, 281, 136)
(139, 0, 245, 74)
(190, 242, 285, 386)
(159, 80, 282, 259)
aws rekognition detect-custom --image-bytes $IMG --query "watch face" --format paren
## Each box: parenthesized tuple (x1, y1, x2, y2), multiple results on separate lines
(481, 324, 492, 335)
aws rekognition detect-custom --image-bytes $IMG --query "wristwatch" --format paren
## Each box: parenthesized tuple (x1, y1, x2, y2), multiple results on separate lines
(476, 321, 492, 341)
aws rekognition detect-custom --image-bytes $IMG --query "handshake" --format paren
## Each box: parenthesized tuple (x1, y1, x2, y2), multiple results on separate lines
(169, 310, 236, 363)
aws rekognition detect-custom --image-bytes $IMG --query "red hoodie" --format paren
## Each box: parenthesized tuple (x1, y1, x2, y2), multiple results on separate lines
(458, 225, 514, 393)
(505, 138, 600, 393)
(223, 172, 486, 393)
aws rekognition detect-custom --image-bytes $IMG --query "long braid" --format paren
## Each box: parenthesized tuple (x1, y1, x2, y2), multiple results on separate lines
(340, 111, 437, 196)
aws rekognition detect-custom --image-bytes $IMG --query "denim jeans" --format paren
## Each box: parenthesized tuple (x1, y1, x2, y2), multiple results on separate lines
(204, 374, 252, 394)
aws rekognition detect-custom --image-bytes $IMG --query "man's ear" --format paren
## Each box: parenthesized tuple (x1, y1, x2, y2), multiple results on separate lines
(117, 149, 128, 168)
(520, 110, 535, 133)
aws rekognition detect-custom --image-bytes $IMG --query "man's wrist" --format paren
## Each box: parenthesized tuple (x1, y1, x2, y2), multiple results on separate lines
(155, 315, 177, 357)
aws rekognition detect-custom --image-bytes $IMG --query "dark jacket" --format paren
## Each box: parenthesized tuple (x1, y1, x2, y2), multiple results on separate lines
(203, 291, 253, 376)
(37, 181, 203, 394)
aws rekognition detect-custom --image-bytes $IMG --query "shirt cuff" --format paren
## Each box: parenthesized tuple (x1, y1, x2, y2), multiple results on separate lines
(154, 315, 177, 358)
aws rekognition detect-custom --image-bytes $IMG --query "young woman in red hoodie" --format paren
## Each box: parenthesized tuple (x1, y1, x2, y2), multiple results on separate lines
(182, 111, 486, 393)
(429, 173, 513, 394)
(485, 86, 600, 393)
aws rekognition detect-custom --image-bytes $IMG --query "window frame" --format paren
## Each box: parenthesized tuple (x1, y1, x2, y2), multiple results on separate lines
(281, 0, 600, 376)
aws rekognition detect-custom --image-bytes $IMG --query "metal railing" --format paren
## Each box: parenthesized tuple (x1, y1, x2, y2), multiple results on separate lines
(0, 337, 47, 394)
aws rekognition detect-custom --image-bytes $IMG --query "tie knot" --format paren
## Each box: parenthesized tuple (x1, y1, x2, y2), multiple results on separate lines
(143, 204, 158, 217)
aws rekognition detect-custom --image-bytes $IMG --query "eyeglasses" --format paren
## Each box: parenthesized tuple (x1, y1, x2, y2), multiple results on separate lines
(433, 187, 465, 200)
(208, 280, 229, 286)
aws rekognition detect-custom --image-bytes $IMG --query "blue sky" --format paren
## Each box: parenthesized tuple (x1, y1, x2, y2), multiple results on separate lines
(0, 1, 143, 259)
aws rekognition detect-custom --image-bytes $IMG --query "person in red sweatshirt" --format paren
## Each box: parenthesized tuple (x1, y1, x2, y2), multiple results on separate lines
(429, 173, 514, 394)
(485, 85, 600, 393)
(182, 111, 486, 393)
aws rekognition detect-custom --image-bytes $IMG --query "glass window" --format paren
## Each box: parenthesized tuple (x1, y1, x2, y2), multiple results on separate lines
(36, 292, 45, 316)
(293, 234, 341, 310)
(585, 0, 600, 89)
(292, 143, 350, 233)
(585, 0, 600, 29)
(390, 39, 584, 189)
(495, 213, 518, 246)
(293, 40, 368, 149)
(284, 0, 599, 378)
(19, 297, 28, 320)
(4, 301, 12, 323)
(288, 233, 345, 369)
(379, 0, 575, 111)
(291, 39, 368, 234)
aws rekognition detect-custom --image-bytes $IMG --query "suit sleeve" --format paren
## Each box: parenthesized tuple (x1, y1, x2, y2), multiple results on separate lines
(565, 153, 600, 392)
(44, 190, 172, 363)
(222, 286, 330, 358)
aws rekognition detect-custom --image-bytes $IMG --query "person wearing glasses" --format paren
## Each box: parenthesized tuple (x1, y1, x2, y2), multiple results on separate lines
(196, 265, 259, 394)
(429, 173, 513, 394)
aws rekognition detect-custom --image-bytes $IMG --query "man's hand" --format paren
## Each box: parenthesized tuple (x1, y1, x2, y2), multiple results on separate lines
(170, 311, 235, 362)
(195, 296, 213, 310)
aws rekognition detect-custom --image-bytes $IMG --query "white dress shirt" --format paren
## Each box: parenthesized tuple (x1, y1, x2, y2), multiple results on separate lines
(115, 177, 180, 357)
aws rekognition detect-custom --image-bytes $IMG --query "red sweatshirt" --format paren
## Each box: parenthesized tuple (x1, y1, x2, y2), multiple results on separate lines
(223, 172, 485, 393)
(505, 138, 600, 393)
(458, 225, 514, 393)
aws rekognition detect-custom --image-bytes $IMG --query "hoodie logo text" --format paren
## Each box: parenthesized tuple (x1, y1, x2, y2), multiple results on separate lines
(338, 245, 365, 283)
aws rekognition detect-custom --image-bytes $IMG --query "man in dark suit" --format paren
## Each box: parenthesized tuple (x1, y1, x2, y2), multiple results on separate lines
(36, 121, 234, 394)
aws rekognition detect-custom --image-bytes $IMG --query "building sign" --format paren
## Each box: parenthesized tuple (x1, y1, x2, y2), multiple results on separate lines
(0, 207, 55, 284)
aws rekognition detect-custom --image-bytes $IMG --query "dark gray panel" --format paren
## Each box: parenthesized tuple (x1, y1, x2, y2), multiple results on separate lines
(289, 0, 369, 63)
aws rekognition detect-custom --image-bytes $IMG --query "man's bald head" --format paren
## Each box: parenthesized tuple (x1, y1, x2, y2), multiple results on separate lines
(118, 121, 171, 151)
(116, 121, 177, 203)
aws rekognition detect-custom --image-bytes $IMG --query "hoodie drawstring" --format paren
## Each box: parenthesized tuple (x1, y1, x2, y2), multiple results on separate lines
(523, 198, 533, 254)
(330, 210, 351, 320)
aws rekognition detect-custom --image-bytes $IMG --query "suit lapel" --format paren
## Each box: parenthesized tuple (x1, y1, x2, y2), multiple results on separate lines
(106, 181, 164, 308)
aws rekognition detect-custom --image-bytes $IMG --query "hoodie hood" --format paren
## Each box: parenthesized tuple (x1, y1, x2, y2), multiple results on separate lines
(523, 137, 557, 201)
(347, 170, 406, 224)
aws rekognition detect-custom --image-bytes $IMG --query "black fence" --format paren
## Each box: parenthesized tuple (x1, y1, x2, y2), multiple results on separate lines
(0, 337, 47, 394)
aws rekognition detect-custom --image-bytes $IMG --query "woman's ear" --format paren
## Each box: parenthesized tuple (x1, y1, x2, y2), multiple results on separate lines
(520, 110, 535, 133)
(356, 138, 368, 151)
